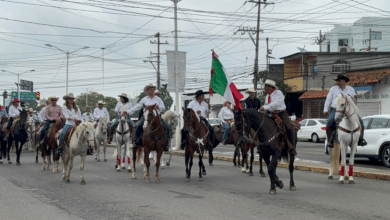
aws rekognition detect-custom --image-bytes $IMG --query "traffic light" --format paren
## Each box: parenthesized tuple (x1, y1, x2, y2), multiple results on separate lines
(2, 91, 7, 99)
(35, 92, 40, 100)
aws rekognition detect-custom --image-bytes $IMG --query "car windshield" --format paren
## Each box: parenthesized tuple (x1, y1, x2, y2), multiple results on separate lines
(318, 120, 327, 125)
(209, 119, 221, 124)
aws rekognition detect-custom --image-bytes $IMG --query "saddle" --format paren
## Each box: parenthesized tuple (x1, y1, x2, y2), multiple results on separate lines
(10, 117, 20, 132)
(56, 125, 79, 147)
(270, 113, 301, 151)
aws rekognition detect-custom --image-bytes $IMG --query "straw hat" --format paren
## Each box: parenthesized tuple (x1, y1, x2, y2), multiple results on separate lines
(245, 88, 256, 94)
(49, 96, 59, 101)
(96, 100, 106, 106)
(11, 98, 21, 103)
(155, 90, 161, 95)
(118, 93, 128, 98)
(144, 83, 156, 93)
(28, 108, 34, 113)
(264, 79, 276, 88)
(63, 93, 76, 100)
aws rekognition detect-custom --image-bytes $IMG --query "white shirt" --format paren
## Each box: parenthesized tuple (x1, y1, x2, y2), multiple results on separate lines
(324, 85, 356, 112)
(263, 90, 286, 112)
(93, 107, 110, 121)
(63, 106, 84, 126)
(218, 107, 234, 121)
(38, 107, 46, 122)
(127, 96, 165, 116)
(82, 112, 93, 122)
(187, 100, 210, 118)
(115, 102, 133, 113)
(290, 115, 296, 121)
(9, 105, 22, 118)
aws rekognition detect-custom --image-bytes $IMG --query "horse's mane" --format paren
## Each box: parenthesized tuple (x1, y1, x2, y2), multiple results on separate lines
(336, 94, 359, 113)
(185, 108, 200, 122)
(162, 110, 176, 122)
(75, 122, 93, 137)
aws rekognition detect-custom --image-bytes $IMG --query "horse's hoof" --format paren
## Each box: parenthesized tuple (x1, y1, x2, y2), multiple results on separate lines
(261, 173, 266, 177)
(8, 161, 12, 164)
(166, 161, 170, 166)
(349, 180, 355, 184)
(345, 176, 349, 180)
(242, 170, 246, 173)
(338, 180, 344, 184)
(116, 169, 121, 172)
(65, 179, 70, 183)
(156, 179, 161, 183)
(209, 163, 213, 166)
(198, 177, 203, 181)
(104, 159, 107, 162)
(328, 176, 333, 179)
(80, 180, 86, 185)
(290, 186, 297, 191)
(234, 164, 237, 167)
(35, 161, 38, 163)
(132, 175, 137, 179)
(97, 159, 100, 162)
(95, 158, 97, 160)
(186, 178, 190, 182)
(127, 169, 132, 173)
(238, 165, 242, 168)
(278, 181, 284, 189)
(269, 190, 276, 195)
(249, 173, 254, 176)
(246, 170, 250, 174)
(146, 179, 151, 183)
(202, 171, 207, 176)
(115, 165, 118, 168)
(121, 166, 126, 169)
(16, 162, 21, 166)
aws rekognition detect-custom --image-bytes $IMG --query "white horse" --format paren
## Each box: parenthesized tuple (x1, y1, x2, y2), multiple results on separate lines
(115, 106, 133, 172)
(329, 94, 360, 184)
(61, 122, 95, 184)
(95, 117, 108, 162)
(25, 117, 36, 152)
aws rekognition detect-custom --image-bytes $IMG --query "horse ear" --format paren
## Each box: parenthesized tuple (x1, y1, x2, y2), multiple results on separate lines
(143, 104, 146, 108)
(182, 107, 185, 111)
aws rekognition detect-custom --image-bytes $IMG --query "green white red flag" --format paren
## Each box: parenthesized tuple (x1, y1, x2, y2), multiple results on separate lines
(209, 50, 243, 110)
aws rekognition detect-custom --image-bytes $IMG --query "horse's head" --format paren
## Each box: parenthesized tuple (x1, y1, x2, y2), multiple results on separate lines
(182, 107, 198, 132)
(143, 104, 158, 131)
(19, 109, 29, 129)
(233, 109, 247, 145)
(168, 112, 179, 134)
(99, 117, 108, 135)
(119, 106, 127, 124)
(77, 122, 95, 149)
(335, 94, 358, 124)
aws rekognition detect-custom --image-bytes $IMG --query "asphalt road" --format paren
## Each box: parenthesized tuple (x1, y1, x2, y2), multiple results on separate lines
(1, 148, 390, 220)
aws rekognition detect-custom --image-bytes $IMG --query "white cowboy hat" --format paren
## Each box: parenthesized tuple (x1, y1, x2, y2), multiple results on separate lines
(96, 100, 106, 106)
(144, 83, 156, 93)
(155, 90, 161, 95)
(264, 79, 276, 88)
(49, 96, 59, 101)
(118, 93, 128, 98)
(63, 93, 76, 100)
(28, 108, 34, 113)
(245, 88, 256, 93)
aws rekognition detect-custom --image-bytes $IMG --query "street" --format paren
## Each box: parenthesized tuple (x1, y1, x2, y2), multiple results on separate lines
(1, 147, 390, 220)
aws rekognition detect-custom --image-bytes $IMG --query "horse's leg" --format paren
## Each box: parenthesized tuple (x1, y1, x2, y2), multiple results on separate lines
(53, 149, 60, 173)
(348, 140, 357, 184)
(144, 148, 151, 183)
(16, 141, 21, 165)
(328, 146, 334, 179)
(122, 145, 126, 169)
(185, 149, 190, 181)
(96, 139, 100, 162)
(80, 155, 87, 185)
(259, 151, 266, 177)
(265, 151, 283, 195)
(241, 147, 247, 173)
(289, 153, 296, 191)
(233, 147, 237, 167)
(35, 147, 39, 163)
(189, 150, 194, 180)
(7, 139, 12, 164)
(160, 151, 165, 168)
(208, 148, 214, 165)
(132, 147, 137, 179)
(155, 148, 162, 183)
(103, 140, 107, 162)
(249, 146, 254, 176)
(116, 143, 121, 172)
(338, 141, 347, 184)
(237, 145, 241, 168)
(46, 146, 51, 171)
(61, 154, 67, 180)
(41, 147, 46, 171)
(65, 155, 74, 183)
(198, 149, 205, 180)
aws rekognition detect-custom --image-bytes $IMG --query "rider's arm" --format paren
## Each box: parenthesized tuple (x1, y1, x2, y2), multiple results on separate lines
(58, 106, 65, 119)
(92, 108, 99, 120)
(62, 106, 72, 120)
(263, 90, 285, 112)
(114, 102, 121, 113)
(323, 87, 334, 112)
(105, 108, 110, 121)
(38, 108, 44, 122)
(45, 106, 52, 121)
(218, 108, 225, 121)
(9, 106, 18, 118)
(157, 97, 165, 112)
(77, 108, 84, 122)
(187, 100, 195, 110)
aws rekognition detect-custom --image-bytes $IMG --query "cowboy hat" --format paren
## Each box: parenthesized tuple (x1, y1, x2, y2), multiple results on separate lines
(11, 98, 21, 103)
(118, 93, 128, 98)
(264, 79, 276, 88)
(245, 88, 256, 93)
(144, 83, 156, 93)
(63, 93, 76, 100)
(96, 100, 106, 106)
(28, 108, 34, 113)
(334, 74, 350, 82)
(49, 96, 59, 101)
(155, 90, 161, 95)
(195, 90, 206, 98)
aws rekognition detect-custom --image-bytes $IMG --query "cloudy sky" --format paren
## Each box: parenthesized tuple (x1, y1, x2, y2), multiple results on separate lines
(0, 0, 389, 105)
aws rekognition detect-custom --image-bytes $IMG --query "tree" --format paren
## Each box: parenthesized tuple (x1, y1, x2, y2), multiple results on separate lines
(24, 100, 39, 111)
(75, 92, 118, 120)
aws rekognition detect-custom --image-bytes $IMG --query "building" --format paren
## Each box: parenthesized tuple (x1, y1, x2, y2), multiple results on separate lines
(321, 17, 390, 53)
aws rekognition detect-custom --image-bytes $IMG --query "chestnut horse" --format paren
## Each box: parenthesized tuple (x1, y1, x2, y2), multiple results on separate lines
(212, 124, 242, 167)
(40, 119, 65, 172)
(182, 108, 209, 181)
(0, 116, 9, 164)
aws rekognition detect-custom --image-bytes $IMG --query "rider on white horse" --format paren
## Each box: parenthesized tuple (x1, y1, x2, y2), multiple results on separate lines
(111, 93, 135, 130)
(93, 100, 110, 123)
(82, 107, 94, 122)
(127, 84, 171, 152)
(323, 74, 367, 148)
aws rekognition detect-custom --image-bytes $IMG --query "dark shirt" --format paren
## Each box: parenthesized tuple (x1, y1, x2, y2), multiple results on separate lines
(244, 97, 261, 110)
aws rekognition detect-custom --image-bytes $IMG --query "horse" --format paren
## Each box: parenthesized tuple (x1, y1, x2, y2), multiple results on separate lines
(7, 109, 29, 165)
(240, 128, 266, 177)
(234, 109, 297, 195)
(95, 117, 109, 162)
(61, 122, 95, 184)
(40, 119, 65, 172)
(329, 94, 360, 184)
(182, 108, 209, 181)
(114, 106, 133, 172)
(25, 117, 36, 152)
(0, 116, 9, 164)
(132, 104, 167, 183)
(212, 123, 242, 167)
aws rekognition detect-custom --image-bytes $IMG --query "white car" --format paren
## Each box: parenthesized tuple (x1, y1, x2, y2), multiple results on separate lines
(298, 118, 327, 143)
(208, 118, 223, 126)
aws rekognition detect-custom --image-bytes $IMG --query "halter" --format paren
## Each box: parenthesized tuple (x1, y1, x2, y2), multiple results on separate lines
(241, 112, 279, 147)
(145, 109, 166, 140)
(186, 110, 209, 156)
(335, 94, 356, 123)
(116, 113, 130, 136)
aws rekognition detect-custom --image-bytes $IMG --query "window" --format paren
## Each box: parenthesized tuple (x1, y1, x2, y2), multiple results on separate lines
(370, 118, 389, 129)
(338, 39, 349, 47)
(300, 120, 307, 127)
(307, 120, 317, 126)
(331, 60, 350, 74)
(363, 118, 371, 129)
(318, 120, 327, 125)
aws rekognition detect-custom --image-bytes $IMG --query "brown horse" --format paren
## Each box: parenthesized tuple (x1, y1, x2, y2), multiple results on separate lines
(132, 104, 167, 183)
(0, 116, 9, 164)
(240, 129, 266, 177)
(183, 108, 209, 181)
(212, 123, 242, 167)
(40, 119, 65, 172)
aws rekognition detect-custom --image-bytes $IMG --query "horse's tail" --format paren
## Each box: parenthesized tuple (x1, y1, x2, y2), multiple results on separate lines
(112, 148, 118, 158)
(136, 147, 142, 163)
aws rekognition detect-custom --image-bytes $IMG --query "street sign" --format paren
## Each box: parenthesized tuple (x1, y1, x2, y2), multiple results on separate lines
(20, 79, 33, 91)
(371, 31, 382, 40)
(11, 91, 37, 101)
(166, 50, 186, 93)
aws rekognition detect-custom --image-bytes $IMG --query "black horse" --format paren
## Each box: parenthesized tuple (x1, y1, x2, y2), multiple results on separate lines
(7, 109, 28, 165)
(234, 109, 297, 195)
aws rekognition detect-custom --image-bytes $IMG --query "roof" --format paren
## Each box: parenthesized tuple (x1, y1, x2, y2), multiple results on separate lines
(347, 69, 390, 86)
(280, 51, 390, 60)
(299, 90, 329, 100)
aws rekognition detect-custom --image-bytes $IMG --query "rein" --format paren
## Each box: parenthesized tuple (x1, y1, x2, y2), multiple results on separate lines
(241, 112, 279, 147)
(187, 112, 209, 156)
(145, 111, 166, 140)
(335, 95, 356, 123)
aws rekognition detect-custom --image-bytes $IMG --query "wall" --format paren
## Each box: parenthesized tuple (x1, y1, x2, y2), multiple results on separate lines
(301, 99, 327, 119)
(269, 64, 284, 81)
(285, 77, 304, 92)
(356, 79, 390, 115)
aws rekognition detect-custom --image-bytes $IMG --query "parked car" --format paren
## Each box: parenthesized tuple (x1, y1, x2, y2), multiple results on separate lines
(297, 118, 327, 143)
(208, 118, 223, 126)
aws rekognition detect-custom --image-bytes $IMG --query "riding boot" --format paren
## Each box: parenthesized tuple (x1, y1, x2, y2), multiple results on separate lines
(107, 128, 113, 144)
(287, 129, 297, 156)
(180, 129, 188, 150)
(327, 127, 337, 149)
(358, 126, 367, 147)
(87, 148, 93, 155)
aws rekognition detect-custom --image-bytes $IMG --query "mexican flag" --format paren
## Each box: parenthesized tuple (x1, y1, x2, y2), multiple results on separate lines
(209, 50, 244, 110)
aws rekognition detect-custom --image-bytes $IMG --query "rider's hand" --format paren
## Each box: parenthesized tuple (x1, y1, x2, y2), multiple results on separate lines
(208, 103, 211, 109)
(323, 111, 328, 117)
(196, 110, 201, 115)
(154, 105, 159, 110)
(259, 107, 265, 111)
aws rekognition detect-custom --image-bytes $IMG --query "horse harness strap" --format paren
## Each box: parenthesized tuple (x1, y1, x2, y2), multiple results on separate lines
(338, 125, 360, 134)
(117, 129, 130, 136)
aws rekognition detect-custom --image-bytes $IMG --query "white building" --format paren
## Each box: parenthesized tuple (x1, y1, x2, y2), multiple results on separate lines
(321, 17, 390, 53)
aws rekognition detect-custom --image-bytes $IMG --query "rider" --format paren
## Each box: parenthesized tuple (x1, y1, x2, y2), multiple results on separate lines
(219, 101, 234, 145)
(180, 90, 214, 150)
(323, 74, 367, 148)
(57, 93, 85, 155)
(38, 99, 50, 123)
(244, 88, 262, 110)
(39, 96, 65, 148)
(259, 79, 297, 155)
(82, 107, 93, 122)
(0, 104, 7, 117)
(93, 100, 110, 123)
(127, 84, 171, 152)
(4, 98, 22, 140)
(111, 93, 134, 129)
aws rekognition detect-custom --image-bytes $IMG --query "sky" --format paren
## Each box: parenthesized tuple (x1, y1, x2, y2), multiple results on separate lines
(0, 0, 389, 106)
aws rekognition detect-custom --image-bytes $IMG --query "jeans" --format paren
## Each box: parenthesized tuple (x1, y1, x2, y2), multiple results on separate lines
(111, 115, 135, 130)
(59, 124, 72, 147)
(39, 120, 55, 142)
(222, 122, 230, 142)
(7, 117, 14, 130)
(327, 107, 364, 128)
(134, 117, 171, 145)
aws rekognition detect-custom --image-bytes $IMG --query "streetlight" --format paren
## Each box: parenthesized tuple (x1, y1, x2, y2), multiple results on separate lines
(45, 44, 89, 94)
(1, 69, 35, 100)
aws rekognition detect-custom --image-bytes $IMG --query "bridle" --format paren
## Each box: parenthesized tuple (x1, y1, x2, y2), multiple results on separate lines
(145, 110, 163, 135)
(335, 94, 356, 123)
(116, 113, 130, 137)
(185, 110, 208, 154)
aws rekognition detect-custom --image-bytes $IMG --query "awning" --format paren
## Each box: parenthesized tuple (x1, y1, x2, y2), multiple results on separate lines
(347, 69, 390, 86)
(299, 90, 329, 100)
(354, 86, 372, 95)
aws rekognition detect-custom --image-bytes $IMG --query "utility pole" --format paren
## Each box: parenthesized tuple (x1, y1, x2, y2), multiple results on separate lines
(150, 32, 169, 89)
(101, 48, 105, 89)
(172, 0, 181, 150)
(315, 30, 326, 52)
(266, 37, 269, 71)
(368, 28, 372, 51)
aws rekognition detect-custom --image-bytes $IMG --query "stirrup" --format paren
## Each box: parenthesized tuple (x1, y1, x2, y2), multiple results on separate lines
(358, 138, 367, 147)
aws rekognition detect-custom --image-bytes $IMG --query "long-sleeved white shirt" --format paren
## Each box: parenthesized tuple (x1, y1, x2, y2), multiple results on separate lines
(263, 90, 286, 112)
(187, 100, 210, 118)
(63, 106, 84, 126)
(115, 102, 133, 113)
(9, 105, 22, 118)
(127, 96, 165, 116)
(324, 85, 356, 112)
(93, 107, 110, 121)
(38, 107, 46, 122)
(82, 112, 93, 122)
(218, 107, 234, 121)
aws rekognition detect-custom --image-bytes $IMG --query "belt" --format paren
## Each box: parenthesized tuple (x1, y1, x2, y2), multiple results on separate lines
(270, 110, 286, 114)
